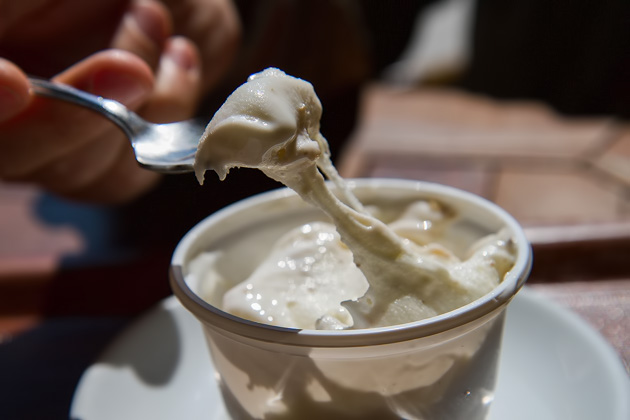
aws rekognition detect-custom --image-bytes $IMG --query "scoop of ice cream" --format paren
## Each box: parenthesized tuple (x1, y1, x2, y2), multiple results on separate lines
(194, 68, 324, 184)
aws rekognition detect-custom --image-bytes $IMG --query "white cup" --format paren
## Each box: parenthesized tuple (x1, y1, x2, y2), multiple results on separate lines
(170, 178, 532, 419)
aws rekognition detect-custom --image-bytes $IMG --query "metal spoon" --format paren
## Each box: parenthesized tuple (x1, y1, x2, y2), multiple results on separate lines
(28, 76, 204, 173)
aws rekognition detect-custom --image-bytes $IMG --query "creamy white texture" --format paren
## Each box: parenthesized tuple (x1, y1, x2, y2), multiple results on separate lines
(194, 67, 363, 209)
(215, 199, 514, 330)
(194, 67, 320, 183)
(222, 222, 368, 330)
(194, 68, 516, 330)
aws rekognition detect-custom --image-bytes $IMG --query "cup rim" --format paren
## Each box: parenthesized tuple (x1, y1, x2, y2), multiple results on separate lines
(170, 178, 532, 347)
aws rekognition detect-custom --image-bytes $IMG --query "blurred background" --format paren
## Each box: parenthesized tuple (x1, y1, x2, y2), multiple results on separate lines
(1, 0, 629, 417)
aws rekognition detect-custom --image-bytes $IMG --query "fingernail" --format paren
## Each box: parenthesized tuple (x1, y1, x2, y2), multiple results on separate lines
(90, 71, 151, 106)
(131, 0, 168, 47)
(165, 37, 199, 72)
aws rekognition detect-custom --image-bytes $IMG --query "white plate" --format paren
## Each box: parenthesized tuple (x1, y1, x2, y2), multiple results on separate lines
(70, 288, 630, 420)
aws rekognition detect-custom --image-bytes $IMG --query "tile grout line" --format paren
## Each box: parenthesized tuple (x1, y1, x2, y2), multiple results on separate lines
(578, 118, 625, 161)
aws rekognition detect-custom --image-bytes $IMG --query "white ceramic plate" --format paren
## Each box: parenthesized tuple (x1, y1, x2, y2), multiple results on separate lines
(70, 288, 630, 420)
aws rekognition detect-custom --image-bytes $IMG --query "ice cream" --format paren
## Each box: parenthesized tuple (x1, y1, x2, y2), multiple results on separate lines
(172, 179, 528, 420)
(193, 68, 516, 330)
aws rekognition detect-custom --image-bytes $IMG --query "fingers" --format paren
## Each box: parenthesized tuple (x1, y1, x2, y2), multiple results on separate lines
(47, 38, 202, 202)
(164, 0, 241, 93)
(52, 38, 202, 200)
(0, 0, 210, 204)
(56, 37, 203, 202)
(114, 0, 242, 95)
(57, 141, 162, 203)
(0, 58, 31, 123)
(22, 129, 131, 196)
(110, 0, 173, 70)
(197, 0, 242, 91)
(28, 132, 161, 203)
(0, 51, 154, 184)
(142, 36, 202, 123)
(0, 0, 210, 203)
(55, 49, 154, 105)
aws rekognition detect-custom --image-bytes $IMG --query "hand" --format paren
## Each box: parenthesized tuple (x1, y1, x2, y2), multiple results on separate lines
(0, 0, 240, 203)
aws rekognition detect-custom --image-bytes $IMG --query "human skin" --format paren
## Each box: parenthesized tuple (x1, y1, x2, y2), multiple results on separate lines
(0, 0, 240, 203)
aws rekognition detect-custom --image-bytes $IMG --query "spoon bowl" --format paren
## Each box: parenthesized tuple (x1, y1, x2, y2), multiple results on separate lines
(28, 76, 204, 173)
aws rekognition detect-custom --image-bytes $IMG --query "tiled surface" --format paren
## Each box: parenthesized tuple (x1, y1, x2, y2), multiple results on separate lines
(341, 86, 615, 162)
(340, 84, 630, 236)
(336, 84, 630, 367)
(494, 169, 622, 224)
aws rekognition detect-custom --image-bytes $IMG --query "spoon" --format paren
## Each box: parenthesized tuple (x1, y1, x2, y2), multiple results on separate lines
(28, 76, 204, 173)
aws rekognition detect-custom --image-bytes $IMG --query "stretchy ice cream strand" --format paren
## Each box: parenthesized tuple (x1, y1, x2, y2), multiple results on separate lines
(268, 161, 482, 328)
(312, 132, 365, 213)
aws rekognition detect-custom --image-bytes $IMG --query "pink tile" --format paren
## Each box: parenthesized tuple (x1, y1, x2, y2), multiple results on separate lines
(494, 169, 625, 225)
(348, 85, 613, 160)
(360, 155, 493, 198)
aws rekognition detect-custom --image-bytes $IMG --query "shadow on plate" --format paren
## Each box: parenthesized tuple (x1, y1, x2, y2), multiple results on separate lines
(98, 304, 181, 386)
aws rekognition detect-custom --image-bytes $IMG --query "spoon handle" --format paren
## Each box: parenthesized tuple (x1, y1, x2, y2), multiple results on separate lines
(27, 76, 147, 140)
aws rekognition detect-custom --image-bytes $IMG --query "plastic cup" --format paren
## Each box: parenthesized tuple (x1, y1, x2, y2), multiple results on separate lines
(170, 178, 532, 420)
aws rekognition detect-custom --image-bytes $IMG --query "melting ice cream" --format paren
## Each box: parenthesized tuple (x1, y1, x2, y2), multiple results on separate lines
(193, 68, 516, 330)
